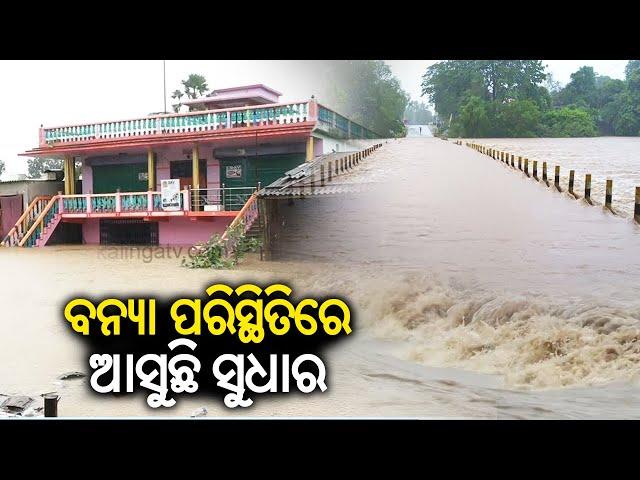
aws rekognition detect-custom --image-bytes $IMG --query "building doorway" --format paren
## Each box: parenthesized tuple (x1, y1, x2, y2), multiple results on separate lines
(170, 159, 207, 190)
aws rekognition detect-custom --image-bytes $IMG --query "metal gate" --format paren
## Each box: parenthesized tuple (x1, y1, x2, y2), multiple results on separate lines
(99, 219, 159, 245)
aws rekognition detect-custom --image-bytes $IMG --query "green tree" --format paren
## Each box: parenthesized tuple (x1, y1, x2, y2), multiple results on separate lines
(476, 60, 547, 103)
(542, 107, 598, 137)
(171, 89, 184, 113)
(422, 60, 548, 136)
(0, 160, 5, 178)
(26, 157, 81, 179)
(600, 90, 640, 136)
(495, 100, 542, 137)
(421, 61, 486, 121)
(181, 74, 208, 99)
(597, 61, 640, 136)
(624, 60, 640, 80)
(453, 96, 491, 137)
(555, 66, 597, 109)
(324, 61, 409, 137)
(171, 74, 209, 113)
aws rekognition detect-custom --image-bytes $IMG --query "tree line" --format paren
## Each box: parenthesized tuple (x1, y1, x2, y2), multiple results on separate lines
(321, 60, 409, 138)
(421, 60, 640, 138)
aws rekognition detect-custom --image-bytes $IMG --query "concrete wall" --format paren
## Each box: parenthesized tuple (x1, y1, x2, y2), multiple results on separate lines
(0, 180, 64, 211)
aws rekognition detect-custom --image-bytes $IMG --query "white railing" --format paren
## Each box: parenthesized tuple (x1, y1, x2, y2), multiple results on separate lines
(41, 101, 313, 146)
(191, 186, 257, 212)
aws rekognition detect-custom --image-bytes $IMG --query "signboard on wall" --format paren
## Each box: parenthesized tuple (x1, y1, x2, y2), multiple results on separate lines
(226, 165, 242, 178)
(161, 179, 181, 211)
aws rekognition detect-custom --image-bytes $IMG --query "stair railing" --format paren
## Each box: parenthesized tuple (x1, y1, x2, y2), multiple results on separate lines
(1, 195, 53, 246)
(220, 192, 259, 242)
(18, 195, 60, 247)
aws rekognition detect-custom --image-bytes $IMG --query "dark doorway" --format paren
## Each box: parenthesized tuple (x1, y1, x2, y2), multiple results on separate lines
(99, 219, 159, 245)
(48, 222, 83, 245)
(170, 159, 207, 190)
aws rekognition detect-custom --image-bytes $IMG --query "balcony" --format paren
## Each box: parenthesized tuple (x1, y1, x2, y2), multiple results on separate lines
(1, 187, 259, 248)
(55, 187, 257, 219)
(36, 101, 316, 149)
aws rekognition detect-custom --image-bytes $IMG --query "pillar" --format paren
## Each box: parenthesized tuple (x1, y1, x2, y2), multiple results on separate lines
(569, 170, 576, 197)
(147, 147, 156, 191)
(605, 179, 613, 211)
(192, 145, 200, 190)
(306, 136, 314, 162)
(64, 155, 75, 195)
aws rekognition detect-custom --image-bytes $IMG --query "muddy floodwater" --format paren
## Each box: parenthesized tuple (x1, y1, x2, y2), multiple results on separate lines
(472, 137, 640, 218)
(2, 137, 640, 418)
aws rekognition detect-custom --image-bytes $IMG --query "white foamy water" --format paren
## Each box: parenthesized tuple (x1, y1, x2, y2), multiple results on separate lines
(470, 137, 640, 218)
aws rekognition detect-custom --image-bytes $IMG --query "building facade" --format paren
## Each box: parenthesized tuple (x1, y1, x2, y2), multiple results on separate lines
(3, 85, 381, 248)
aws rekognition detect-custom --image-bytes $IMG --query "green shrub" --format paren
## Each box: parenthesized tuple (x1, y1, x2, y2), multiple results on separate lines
(182, 221, 262, 269)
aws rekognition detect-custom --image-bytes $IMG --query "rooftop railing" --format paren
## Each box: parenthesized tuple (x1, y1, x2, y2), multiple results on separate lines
(40, 101, 314, 147)
(316, 104, 381, 140)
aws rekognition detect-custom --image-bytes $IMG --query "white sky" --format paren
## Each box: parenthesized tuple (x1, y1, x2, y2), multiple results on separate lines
(0, 60, 630, 178)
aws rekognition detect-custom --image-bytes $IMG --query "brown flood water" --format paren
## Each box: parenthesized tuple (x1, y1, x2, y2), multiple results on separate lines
(2, 137, 640, 418)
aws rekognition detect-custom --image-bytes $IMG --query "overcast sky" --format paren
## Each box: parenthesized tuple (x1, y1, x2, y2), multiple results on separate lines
(0, 60, 629, 177)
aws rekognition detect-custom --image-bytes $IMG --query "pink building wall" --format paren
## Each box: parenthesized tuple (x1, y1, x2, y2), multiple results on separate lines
(80, 216, 232, 246)
(158, 217, 231, 246)
(83, 219, 100, 243)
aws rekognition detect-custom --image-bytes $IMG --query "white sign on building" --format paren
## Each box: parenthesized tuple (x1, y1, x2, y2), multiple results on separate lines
(161, 179, 181, 211)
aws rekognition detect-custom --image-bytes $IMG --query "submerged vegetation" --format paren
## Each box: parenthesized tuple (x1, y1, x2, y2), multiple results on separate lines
(422, 60, 640, 138)
(182, 221, 261, 269)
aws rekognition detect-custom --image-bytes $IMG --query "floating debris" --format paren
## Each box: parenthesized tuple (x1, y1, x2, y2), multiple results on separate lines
(22, 406, 44, 417)
(57, 371, 86, 380)
(1, 395, 34, 413)
(190, 407, 208, 418)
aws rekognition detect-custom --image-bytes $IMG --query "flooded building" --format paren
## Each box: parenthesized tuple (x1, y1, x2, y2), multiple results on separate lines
(3, 85, 380, 247)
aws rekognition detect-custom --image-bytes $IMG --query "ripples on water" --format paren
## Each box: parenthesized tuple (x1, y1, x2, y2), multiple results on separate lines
(470, 137, 640, 218)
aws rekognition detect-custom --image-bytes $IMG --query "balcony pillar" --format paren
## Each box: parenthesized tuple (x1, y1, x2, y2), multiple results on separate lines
(306, 136, 314, 162)
(63, 155, 75, 195)
(192, 145, 200, 190)
(147, 147, 156, 190)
